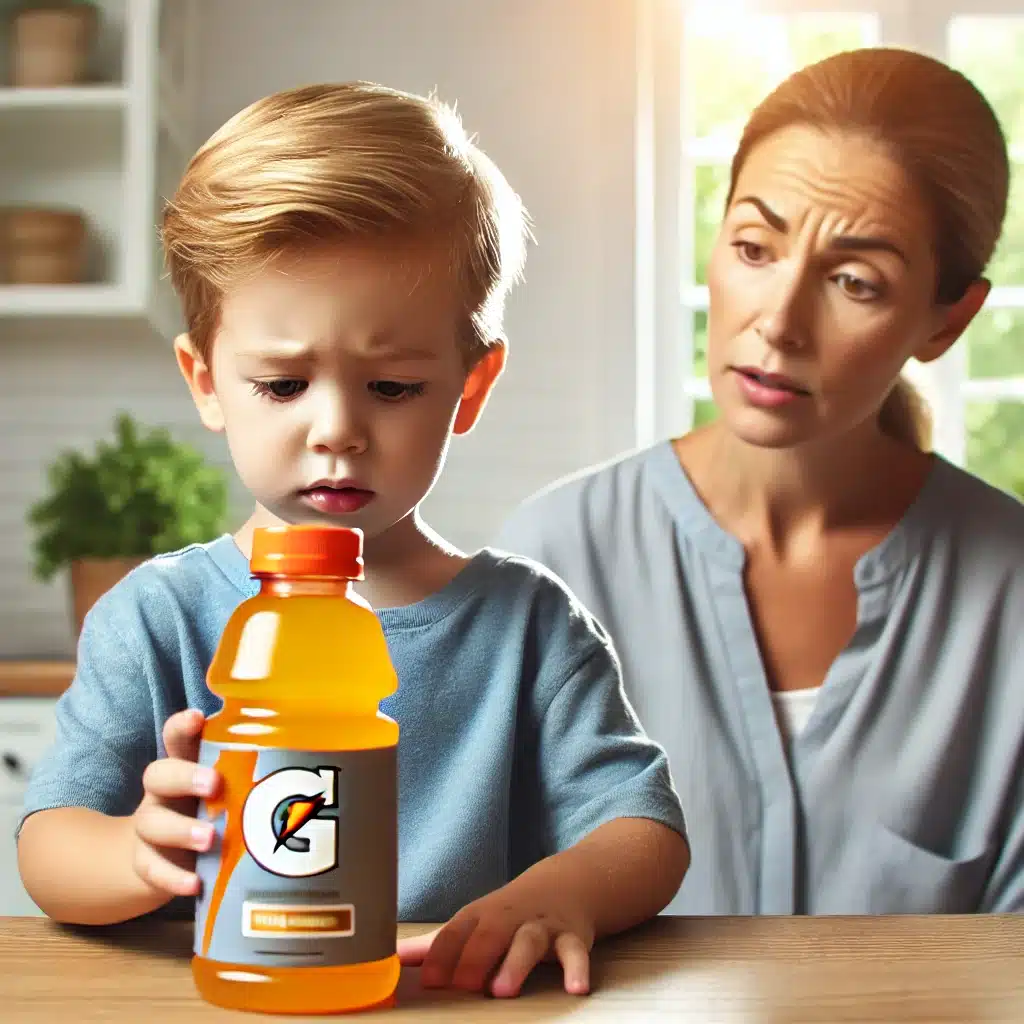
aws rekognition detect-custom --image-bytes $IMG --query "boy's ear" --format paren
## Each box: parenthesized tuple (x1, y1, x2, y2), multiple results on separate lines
(453, 341, 506, 435)
(174, 333, 225, 432)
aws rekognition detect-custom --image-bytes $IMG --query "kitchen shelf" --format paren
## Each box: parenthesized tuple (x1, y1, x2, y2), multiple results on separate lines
(0, 0, 198, 339)
(0, 661, 74, 698)
(0, 284, 130, 315)
(0, 85, 128, 110)
(0, 103, 125, 289)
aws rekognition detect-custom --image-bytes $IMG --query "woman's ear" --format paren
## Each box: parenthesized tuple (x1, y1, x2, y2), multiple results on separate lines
(453, 342, 507, 435)
(914, 278, 990, 364)
(174, 333, 225, 432)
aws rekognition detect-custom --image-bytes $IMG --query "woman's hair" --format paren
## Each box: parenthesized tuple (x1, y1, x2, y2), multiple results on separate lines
(726, 47, 1010, 449)
(161, 82, 529, 366)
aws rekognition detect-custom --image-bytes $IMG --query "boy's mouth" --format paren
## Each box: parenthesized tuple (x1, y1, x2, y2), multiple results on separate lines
(299, 483, 376, 515)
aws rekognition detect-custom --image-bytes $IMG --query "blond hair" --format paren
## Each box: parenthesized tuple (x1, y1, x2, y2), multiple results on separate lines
(728, 47, 1009, 450)
(161, 82, 529, 365)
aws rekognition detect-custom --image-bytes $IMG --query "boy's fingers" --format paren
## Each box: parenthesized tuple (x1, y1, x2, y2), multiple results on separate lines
(452, 918, 522, 992)
(396, 927, 439, 966)
(133, 846, 201, 898)
(553, 932, 591, 995)
(142, 758, 220, 801)
(488, 921, 550, 999)
(419, 913, 478, 989)
(162, 708, 205, 762)
(134, 804, 215, 853)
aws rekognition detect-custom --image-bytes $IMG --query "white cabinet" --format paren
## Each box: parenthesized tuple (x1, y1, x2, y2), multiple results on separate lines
(0, 698, 58, 916)
(0, 0, 198, 341)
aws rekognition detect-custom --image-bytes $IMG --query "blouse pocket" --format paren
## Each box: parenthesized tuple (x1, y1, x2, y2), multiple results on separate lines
(864, 822, 993, 914)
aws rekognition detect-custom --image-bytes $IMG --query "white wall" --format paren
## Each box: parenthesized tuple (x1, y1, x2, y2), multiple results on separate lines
(0, 0, 641, 658)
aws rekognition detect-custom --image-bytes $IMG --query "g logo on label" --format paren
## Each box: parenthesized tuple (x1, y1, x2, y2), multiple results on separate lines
(242, 767, 340, 878)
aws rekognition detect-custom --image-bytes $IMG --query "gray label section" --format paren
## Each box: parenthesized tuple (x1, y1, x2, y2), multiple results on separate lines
(193, 742, 397, 968)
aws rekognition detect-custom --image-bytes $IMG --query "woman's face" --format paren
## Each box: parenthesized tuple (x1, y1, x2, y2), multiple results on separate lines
(705, 124, 973, 449)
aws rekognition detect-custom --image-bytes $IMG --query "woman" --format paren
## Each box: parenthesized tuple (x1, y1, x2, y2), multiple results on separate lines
(497, 47, 1024, 916)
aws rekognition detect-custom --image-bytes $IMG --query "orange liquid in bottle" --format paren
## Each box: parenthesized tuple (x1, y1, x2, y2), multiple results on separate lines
(191, 525, 400, 1015)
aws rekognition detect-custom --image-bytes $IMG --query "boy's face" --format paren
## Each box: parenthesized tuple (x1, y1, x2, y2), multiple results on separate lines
(177, 240, 503, 545)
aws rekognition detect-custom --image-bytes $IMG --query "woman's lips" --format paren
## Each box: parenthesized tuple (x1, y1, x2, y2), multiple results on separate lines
(732, 367, 810, 408)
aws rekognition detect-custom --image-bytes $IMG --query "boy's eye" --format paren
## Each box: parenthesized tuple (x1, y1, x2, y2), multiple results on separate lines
(251, 379, 308, 401)
(369, 380, 426, 401)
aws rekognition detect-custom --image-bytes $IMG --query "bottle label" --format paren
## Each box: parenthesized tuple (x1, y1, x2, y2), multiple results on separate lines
(193, 742, 397, 968)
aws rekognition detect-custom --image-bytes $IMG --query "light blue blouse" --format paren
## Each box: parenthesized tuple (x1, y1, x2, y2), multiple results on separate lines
(497, 441, 1024, 915)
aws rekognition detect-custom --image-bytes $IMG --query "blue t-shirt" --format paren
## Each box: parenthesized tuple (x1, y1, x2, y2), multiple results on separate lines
(19, 536, 685, 922)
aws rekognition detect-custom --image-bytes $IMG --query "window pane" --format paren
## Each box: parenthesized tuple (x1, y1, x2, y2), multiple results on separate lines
(966, 401, 1024, 498)
(966, 308, 1024, 379)
(686, 13, 875, 288)
(694, 310, 708, 377)
(787, 17, 877, 71)
(694, 165, 729, 284)
(948, 18, 1024, 147)
(949, 19, 1024, 286)
(684, 13, 877, 143)
(981, 164, 1024, 287)
(692, 399, 718, 429)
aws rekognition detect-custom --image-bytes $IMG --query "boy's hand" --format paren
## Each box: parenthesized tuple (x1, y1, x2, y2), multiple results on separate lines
(130, 708, 219, 898)
(396, 876, 595, 999)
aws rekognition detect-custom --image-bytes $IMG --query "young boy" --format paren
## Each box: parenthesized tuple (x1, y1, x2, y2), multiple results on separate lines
(16, 82, 688, 1000)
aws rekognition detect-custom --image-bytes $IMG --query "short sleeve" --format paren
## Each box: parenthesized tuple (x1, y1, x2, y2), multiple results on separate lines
(17, 598, 158, 836)
(534, 636, 686, 855)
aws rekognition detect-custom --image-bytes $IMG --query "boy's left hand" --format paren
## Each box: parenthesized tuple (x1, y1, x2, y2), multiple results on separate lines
(396, 877, 595, 999)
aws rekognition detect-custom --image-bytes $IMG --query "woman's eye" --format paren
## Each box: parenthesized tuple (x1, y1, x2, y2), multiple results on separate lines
(733, 240, 770, 265)
(369, 380, 426, 402)
(251, 379, 308, 401)
(835, 273, 880, 301)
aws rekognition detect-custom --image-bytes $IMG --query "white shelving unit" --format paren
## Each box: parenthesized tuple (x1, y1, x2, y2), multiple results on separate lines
(0, 0, 198, 340)
(0, 0, 198, 915)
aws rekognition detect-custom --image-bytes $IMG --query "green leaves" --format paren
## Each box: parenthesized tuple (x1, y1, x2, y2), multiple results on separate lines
(27, 413, 229, 582)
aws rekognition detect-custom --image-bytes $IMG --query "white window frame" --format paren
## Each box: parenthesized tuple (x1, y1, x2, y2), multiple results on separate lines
(636, 0, 1024, 467)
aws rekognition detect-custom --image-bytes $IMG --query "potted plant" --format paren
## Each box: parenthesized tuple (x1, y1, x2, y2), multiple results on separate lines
(28, 412, 229, 637)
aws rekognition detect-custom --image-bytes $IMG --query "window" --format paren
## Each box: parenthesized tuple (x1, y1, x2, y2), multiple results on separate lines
(642, 0, 1024, 498)
(948, 14, 1024, 498)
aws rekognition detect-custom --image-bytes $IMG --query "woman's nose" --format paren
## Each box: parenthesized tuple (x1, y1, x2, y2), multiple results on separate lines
(757, 312, 804, 351)
(756, 276, 809, 352)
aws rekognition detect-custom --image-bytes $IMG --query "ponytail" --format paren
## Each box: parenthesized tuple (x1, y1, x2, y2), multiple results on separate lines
(879, 374, 932, 450)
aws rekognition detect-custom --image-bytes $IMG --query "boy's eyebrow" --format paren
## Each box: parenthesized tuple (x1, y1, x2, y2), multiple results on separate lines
(233, 338, 441, 361)
(363, 341, 440, 361)
(233, 339, 314, 360)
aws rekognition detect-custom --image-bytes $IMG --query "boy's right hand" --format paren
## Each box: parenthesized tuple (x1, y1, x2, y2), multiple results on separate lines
(130, 708, 220, 898)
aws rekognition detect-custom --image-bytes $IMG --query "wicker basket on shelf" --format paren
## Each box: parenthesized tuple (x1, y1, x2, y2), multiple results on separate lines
(0, 207, 87, 284)
(8, 2, 98, 88)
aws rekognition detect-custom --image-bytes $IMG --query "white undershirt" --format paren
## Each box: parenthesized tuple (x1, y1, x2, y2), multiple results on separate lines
(771, 686, 822, 745)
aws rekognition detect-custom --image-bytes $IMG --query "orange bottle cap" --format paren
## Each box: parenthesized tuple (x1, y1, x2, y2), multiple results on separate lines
(250, 525, 364, 580)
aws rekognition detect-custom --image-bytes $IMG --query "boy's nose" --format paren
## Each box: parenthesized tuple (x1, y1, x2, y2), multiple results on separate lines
(306, 406, 368, 455)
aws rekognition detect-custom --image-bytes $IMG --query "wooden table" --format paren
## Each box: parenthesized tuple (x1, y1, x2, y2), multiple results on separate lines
(1, 914, 1022, 1022)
